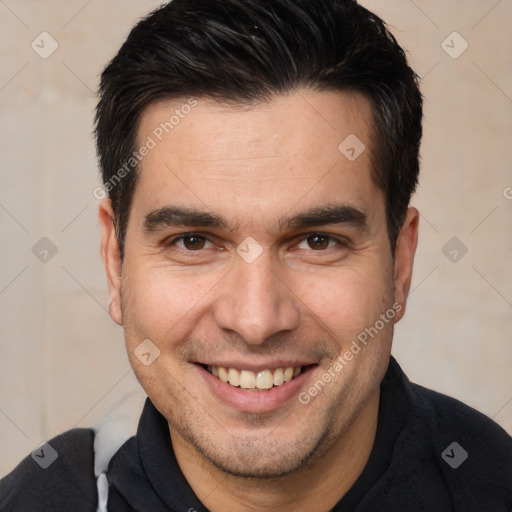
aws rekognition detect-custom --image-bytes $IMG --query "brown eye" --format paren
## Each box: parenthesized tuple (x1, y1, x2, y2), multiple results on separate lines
(181, 235, 206, 250)
(306, 234, 330, 250)
(297, 233, 347, 252)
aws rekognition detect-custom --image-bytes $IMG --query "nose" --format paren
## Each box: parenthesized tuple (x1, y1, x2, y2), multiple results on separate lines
(212, 251, 301, 345)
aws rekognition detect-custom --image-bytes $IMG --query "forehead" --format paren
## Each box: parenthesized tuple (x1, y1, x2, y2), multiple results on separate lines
(131, 90, 383, 232)
(137, 90, 373, 161)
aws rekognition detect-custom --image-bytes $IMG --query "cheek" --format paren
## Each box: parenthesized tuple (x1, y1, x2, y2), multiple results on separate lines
(290, 264, 393, 340)
(120, 264, 223, 346)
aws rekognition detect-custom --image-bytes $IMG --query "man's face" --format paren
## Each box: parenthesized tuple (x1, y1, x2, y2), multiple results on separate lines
(100, 90, 417, 478)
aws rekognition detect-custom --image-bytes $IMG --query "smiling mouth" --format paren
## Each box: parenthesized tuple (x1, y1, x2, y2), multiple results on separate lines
(201, 364, 311, 391)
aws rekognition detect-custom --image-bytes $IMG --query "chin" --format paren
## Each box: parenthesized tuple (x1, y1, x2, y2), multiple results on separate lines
(177, 420, 333, 480)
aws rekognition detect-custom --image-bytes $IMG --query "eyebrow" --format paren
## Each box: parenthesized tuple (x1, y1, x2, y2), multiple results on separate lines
(143, 203, 369, 234)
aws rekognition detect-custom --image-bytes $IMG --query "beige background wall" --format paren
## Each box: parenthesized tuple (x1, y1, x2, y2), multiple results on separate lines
(1, 0, 511, 476)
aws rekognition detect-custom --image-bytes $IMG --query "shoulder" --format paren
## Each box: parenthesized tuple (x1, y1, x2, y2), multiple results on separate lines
(0, 428, 97, 512)
(411, 380, 511, 452)
(408, 379, 512, 506)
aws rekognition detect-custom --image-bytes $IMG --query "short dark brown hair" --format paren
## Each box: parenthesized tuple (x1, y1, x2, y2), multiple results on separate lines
(95, 0, 423, 259)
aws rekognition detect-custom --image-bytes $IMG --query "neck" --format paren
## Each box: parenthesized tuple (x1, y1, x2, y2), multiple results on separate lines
(171, 389, 380, 512)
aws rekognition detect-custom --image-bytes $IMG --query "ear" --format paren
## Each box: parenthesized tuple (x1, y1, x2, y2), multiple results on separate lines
(393, 206, 419, 323)
(99, 198, 123, 325)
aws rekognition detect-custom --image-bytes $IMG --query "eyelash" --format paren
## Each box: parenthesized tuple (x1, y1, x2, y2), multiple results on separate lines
(164, 232, 350, 252)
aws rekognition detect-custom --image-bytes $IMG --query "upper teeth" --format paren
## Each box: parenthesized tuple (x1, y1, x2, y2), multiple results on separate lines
(208, 366, 302, 390)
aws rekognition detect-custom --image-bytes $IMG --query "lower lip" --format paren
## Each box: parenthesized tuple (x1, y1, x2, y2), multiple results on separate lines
(197, 365, 316, 413)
